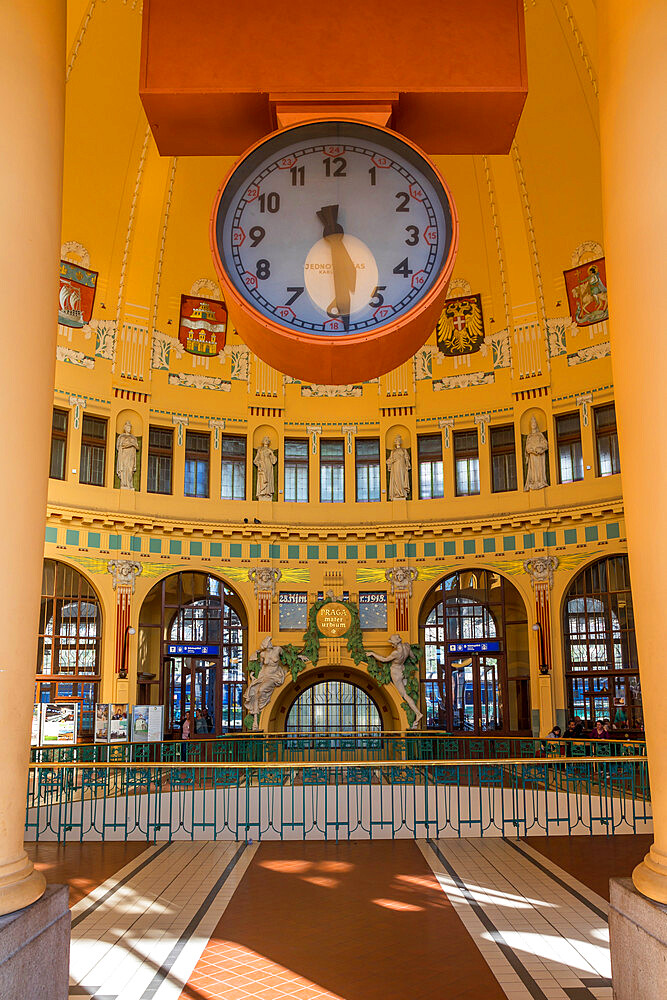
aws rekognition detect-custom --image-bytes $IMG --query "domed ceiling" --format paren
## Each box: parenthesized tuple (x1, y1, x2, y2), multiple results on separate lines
(58, 0, 607, 404)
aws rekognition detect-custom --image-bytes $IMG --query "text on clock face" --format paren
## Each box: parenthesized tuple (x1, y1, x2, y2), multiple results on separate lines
(219, 138, 451, 337)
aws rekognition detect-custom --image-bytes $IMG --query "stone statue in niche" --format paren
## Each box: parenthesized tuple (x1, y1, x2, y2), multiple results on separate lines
(371, 634, 423, 729)
(387, 436, 411, 499)
(254, 436, 277, 501)
(523, 417, 549, 491)
(116, 421, 139, 490)
(244, 637, 307, 731)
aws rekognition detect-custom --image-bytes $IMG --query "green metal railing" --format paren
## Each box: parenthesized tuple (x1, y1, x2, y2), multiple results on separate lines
(25, 734, 651, 843)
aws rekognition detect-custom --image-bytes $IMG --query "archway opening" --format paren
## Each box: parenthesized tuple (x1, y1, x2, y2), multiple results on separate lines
(419, 569, 530, 734)
(138, 571, 247, 736)
(563, 554, 641, 733)
(36, 559, 102, 739)
(285, 680, 382, 733)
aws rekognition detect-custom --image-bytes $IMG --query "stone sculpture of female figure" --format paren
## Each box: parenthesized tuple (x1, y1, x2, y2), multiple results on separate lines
(254, 436, 277, 500)
(244, 637, 308, 730)
(523, 417, 549, 491)
(387, 436, 411, 499)
(116, 421, 139, 490)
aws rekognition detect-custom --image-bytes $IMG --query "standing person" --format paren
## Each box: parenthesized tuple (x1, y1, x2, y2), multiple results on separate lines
(195, 708, 207, 735)
(182, 716, 191, 740)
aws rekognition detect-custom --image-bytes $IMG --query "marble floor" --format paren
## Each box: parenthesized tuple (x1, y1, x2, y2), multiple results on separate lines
(25, 835, 651, 1000)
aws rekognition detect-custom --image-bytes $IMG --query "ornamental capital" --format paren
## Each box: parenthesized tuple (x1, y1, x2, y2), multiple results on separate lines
(523, 556, 559, 590)
(107, 559, 143, 593)
(248, 566, 281, 596)
(385, 564, 419, 597)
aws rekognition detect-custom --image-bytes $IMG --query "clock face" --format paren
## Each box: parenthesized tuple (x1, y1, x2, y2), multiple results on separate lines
(212, 121, 455, 338)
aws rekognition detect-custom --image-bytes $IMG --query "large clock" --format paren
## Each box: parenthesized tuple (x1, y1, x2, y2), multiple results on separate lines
(210, 120, 458, 384)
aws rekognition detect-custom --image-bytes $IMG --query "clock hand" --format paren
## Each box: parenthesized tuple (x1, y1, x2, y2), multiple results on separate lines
(316, 204, 357, 331)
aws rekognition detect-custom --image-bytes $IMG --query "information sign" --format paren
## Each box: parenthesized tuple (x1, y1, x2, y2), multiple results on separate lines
(447, 641, 501, 654)
(166, 644, 220, 656)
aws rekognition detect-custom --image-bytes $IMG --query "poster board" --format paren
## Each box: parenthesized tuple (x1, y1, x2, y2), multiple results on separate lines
(108, 704, 129, 743)
(31, 704, 41, 746)
(132, 705, 164, 742)
(41, 703, 78, 746)
(94, 703, 111, 743)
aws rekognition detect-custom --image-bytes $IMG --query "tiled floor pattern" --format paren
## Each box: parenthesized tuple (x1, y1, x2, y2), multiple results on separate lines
(420, 838, 613, 1000)
(26, 841, 149, 906)
(67, 841, 256, 1000)
(180, 840, 506, 1000)
(33, 836, 647, 999)
(524, 834, 652, 901)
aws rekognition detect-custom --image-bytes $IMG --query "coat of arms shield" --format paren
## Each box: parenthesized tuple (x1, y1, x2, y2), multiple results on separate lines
(58, 260, 97, 329)
(436, 293, 485, 355)
(563, 256, 609, 327)
(178, 294, 228, 356)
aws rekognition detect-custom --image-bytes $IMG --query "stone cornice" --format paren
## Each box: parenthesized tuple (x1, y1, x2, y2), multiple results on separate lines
(45, 498, 625, 544)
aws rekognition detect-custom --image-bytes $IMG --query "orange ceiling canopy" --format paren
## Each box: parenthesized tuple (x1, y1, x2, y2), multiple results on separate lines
(140, 0, 527, 156)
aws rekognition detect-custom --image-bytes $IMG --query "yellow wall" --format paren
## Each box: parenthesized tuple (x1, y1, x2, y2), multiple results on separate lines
(42, 0, 628, 735)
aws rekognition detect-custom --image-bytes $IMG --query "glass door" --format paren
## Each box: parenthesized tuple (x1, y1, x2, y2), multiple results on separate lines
(446, 653, 507, 733)
(450, 657, 474, 731)
(168, 657, 216, 736)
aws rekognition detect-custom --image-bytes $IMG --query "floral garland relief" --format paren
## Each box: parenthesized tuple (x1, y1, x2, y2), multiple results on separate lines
(244, 597, 423, 729)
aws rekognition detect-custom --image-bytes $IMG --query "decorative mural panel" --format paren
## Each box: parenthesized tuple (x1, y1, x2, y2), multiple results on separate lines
(358, 591, 388, 629)
(279, 592, 309, 630)
(59, 260, 97, 328)
(563, 257, 609, 327)
(178, 294, 227, 357)
(436, 293, 484, 356)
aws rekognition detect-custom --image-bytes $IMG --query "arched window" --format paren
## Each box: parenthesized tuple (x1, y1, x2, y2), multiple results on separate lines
(138, 571, 246, 735)
(419, 569, 530, 734)
(36, 560, 102, 737)
(286, 681, 381, 733)
(563, 555, 641, 731)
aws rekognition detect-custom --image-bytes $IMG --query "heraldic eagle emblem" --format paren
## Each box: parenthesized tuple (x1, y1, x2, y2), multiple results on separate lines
(436, 293, 485, 356)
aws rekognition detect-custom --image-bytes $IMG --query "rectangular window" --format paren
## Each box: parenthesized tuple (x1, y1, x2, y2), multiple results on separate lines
(556, 412, 584, 483)
(50, 408, 68, 480)
(454, 430, 480, 496)
(184, 431, 210, 498)
(221, 434, 246, 499)
(355, 438, 381, 502)
(595, 404, 621, 476)
(284, 438, 309, 503)
(147, 425, 173, 494)
(490, 424, 517, 493)
(418, 434, 444, 499)
(320, 439, 345, 502)
(80, 415, 107, 486)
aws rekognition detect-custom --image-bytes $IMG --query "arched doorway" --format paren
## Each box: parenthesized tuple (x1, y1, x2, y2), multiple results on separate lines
(138, 571, 247, 736)
(285, 679, 382, 733)
(36, 559, 102, 738)
(419, 569, 530, 734)
(563, 554, 641, 732)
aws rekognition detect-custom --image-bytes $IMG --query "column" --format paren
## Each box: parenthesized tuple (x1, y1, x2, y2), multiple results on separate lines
(523, 557, 558, 737)
(0, 2, 65, 915)
(598, 2, 667, 902)
(107, 560, 144, 703)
